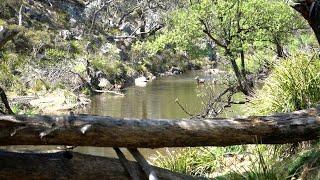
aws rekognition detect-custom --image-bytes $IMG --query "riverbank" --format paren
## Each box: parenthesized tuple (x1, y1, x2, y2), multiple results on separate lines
(8, 89, 90, 115)
(7, 65, 216, 115)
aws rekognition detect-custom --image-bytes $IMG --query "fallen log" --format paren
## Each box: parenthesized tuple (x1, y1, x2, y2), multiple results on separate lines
(0, 107, 319, 148)
(0, 150, 195, 180)
(93, 89, 125, 96)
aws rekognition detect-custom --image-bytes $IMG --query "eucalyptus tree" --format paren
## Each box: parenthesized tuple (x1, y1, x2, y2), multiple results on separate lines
(143, 0, 303, 95)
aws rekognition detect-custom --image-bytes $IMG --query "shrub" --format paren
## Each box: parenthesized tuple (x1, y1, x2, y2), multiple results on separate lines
(250, 52, 320, 115)
(152, 146, 245, 177)
(45, 48, 68, 61)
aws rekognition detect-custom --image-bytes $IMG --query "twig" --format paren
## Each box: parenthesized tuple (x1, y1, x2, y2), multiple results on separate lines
(199, 18, 227, 49)
(175, 98, 193, 117)
(195, 85, 248, 118)
(198, 86, 236, 118)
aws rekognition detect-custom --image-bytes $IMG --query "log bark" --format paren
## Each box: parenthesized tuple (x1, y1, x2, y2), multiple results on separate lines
(0, 150, 195, 180)
(128, 148, 159, 180)
(0, 108, 320, 148)
(114, 148, 140, 180)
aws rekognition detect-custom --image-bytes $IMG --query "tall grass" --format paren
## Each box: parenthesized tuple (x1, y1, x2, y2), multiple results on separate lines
(250, 52, 320, 115)
(152, 145, 290, 179)
(151, 146, 245, 177)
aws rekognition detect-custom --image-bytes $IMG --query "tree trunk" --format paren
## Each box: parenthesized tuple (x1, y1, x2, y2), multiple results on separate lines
(18, 4, 23, 26)
(274, 36, 285, 58)
(0, 87, 14, 115)
(0, 107, 319, 148)
(0, 151, 195, 180)
(292, 0, 320, 45)
(227, 52, 250, 96)
(240, 48, 246, 77)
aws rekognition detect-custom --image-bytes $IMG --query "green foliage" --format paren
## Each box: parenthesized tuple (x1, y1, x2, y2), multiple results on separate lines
(56, 10, 70, 26)
(0, 0, 23, 18)
(140, 0, 306, 92)
(32, 79, 50, 92)
(45, 48, 67, 61)
(144, 0, 302, 56)
(11, 103, 39, 115)
(91, 55, 136, 83)
(69, 41, 84, 55)
(136, 1, 204, 56)
(73, 63, 86, 74)
(0, 52, 27, 89)
(0, 60, 14, 87)
(0, 19, 6, 26)
(152, 146, 245, 177)
(288, 32, 319, 53)
(24, 29, 52, 46)
(235, 49, 276, 74)
(81, 86, 91, 96)
(288, 149, 320, 177)
(250, 53, 320, 115)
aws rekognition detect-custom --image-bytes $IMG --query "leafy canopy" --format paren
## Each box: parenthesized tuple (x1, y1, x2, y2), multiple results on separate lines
(140, 0, 304, 57)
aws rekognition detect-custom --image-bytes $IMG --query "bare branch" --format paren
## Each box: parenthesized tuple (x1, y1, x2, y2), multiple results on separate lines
(199, 18, 227, 49)
(175, 98, 194, 117)
(197, 86, 238, 118)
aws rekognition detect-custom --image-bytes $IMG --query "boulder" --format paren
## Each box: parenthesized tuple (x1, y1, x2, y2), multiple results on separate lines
(98, 78, 112, 89)
(169, 66, 182, 75)
(134, 76, 148, 87)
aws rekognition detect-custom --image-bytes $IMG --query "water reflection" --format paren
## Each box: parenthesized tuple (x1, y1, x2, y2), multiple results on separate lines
(1, 71, 238, 161)
(78, 71, 207, 159)
(86, 72, 204, 120)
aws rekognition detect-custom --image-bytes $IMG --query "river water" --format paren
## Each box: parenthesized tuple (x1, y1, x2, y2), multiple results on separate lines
(86, 72, 205, 119)
(76, 71, 206, 160)
(2, 71, 243, 161)
(75, 71, 243, 161)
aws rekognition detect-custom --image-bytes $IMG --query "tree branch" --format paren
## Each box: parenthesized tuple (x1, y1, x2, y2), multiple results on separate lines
(0, 87, 14, 115)
(199, 19, 227, 49)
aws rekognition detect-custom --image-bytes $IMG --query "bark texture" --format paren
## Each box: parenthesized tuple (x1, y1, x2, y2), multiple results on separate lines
(293, 0, 320, 45)
(0, 87, 14, 115)
(0, 150, 195, 180)
(0, 108, 320, 148)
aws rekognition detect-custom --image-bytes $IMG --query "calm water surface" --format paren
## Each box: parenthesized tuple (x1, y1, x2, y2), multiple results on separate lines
(2, 71, 242, 161)
(76, 71, 222, 160)
(86, 72, 205, 119)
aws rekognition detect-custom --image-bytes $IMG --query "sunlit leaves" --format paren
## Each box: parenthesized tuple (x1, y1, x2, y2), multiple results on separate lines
(143, 0, 306, 58)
